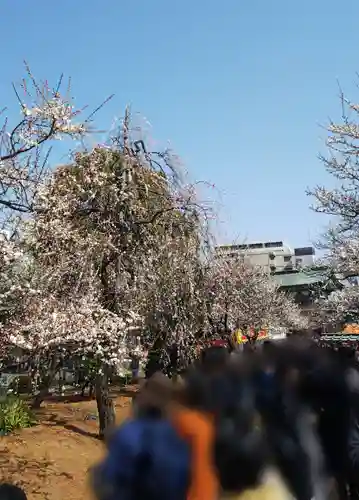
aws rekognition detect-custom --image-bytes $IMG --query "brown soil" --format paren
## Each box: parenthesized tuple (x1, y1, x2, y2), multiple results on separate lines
(0, 390, 136, 500)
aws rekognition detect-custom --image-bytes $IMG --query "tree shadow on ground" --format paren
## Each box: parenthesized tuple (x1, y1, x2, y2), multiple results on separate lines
(45, 394, 94, 404)
(63, 423, 100, 440)
(111, 385, 139, 398)
(43, 414, 100, 440)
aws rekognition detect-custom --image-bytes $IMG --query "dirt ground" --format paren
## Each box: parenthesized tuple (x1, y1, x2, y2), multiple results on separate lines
(0, 390, 135, 500)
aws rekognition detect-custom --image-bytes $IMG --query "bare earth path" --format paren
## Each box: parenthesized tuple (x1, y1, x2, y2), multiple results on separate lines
(0, 393, 133, 500)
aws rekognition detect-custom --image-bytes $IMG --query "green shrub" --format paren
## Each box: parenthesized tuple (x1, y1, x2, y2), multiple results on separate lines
(0, 397, 36, 434)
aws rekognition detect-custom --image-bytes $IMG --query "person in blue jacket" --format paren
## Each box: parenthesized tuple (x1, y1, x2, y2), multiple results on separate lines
(91, 373, 190, 500)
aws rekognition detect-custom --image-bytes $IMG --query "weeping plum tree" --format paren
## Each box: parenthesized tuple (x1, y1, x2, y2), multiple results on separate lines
(0, 65, 211, 438)
(0, 65, 101, 399)
(0, 67, 132, 435)
(14, 105, 209, 435)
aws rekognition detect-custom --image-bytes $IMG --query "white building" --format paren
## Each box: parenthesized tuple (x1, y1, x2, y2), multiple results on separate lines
(215, 241, 315, 273)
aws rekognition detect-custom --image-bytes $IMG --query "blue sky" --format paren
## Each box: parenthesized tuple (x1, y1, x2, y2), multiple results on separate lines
(1, 0, 359, 248)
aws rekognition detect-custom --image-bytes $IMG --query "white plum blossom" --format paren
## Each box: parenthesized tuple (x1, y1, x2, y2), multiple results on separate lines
(317, 286, 359, 325)
(7, 113, 211, 369)
(325, 238, 359, 275)
(0, 65, 90, 238)
(7, 293, 138, 368)
(0, 238, 35, 337)
(308, 81, 359, 242)
(204, 256, 307, 337)
(308, 80, 359, 324)
(142, 232, 208, 364)
(19, 96, 86, 147)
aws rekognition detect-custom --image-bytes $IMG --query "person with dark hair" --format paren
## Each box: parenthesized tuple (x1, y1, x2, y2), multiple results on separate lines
(0, 484, 27, 500)
(175, 354, 291, 500)
(170, 366, 219, 500)
(336, 346, 359, 500)
(200, 345, 229, 373)
(211, 356, 292, 500)
(214, 375, 268, 493)
(91, 373, 190, 500)
(254, 346, 277, 414)
(256, 343, 327, 500)
(171, 355, 259, 499)
(296, 345, 349, 499)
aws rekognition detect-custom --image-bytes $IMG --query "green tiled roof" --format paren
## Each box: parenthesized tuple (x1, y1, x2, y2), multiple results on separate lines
(272, 270, 328, 288)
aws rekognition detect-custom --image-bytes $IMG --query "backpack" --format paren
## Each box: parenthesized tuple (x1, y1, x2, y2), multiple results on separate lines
(130, 425, 156, 500)
(93, 417, 190, 500)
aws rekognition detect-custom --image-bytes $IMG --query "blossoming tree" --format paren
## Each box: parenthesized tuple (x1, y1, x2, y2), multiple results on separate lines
(307, 78, 359, 326)
(204, 255, 307, 343)
(12, 104, 210, 433)
(0, 66, 94, 366)
(0, 237, 36, 357)
(0, 68, 121, 435)
(0, 65, 90, 238)
(0, 65, 308, 438)
(142, 232, 208, 375)
(315, 286, 359, 327)
(307, 81, 359, 239)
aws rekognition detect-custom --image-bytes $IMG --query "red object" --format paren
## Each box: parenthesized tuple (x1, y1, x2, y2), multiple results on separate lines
(210, 339, 227, 347)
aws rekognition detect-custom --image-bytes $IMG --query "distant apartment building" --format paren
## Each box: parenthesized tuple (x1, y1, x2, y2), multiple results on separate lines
(214, 241, 315, 273)
(214, 241, 347, 331)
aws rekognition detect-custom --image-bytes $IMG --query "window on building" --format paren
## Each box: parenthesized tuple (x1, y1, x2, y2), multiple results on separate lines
(284, 256, 292, 262)
(294, 247, 315, 256)
(248, 243, 264, 249)
(265, 241, 283, 248)
(296, 258, 303, 268)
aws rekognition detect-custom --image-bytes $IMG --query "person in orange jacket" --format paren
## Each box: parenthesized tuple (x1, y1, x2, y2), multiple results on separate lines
(170, 395, 218, 500)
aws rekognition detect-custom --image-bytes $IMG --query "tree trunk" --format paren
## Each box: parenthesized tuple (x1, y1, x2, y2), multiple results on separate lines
(95, 369, 116, 440)
(31, 387, 51, 409)
(81, 380, 90, 397)
(81, 377, 95, 398)
(31, 358, 60, 409)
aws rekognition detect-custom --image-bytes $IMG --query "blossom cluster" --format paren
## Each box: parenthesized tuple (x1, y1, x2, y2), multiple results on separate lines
(205, 256, 307, 335)
(7, 294, 139, 367)
(308, 84, 359, 324)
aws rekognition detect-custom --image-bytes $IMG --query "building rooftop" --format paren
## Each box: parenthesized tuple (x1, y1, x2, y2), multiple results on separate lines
(272, 269, 329, 289)
(216, 241, 285, 251)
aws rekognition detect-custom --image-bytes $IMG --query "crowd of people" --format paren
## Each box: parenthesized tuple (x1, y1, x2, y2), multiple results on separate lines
(91, 338, 359, 500)
(2, 337, 359, 499)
